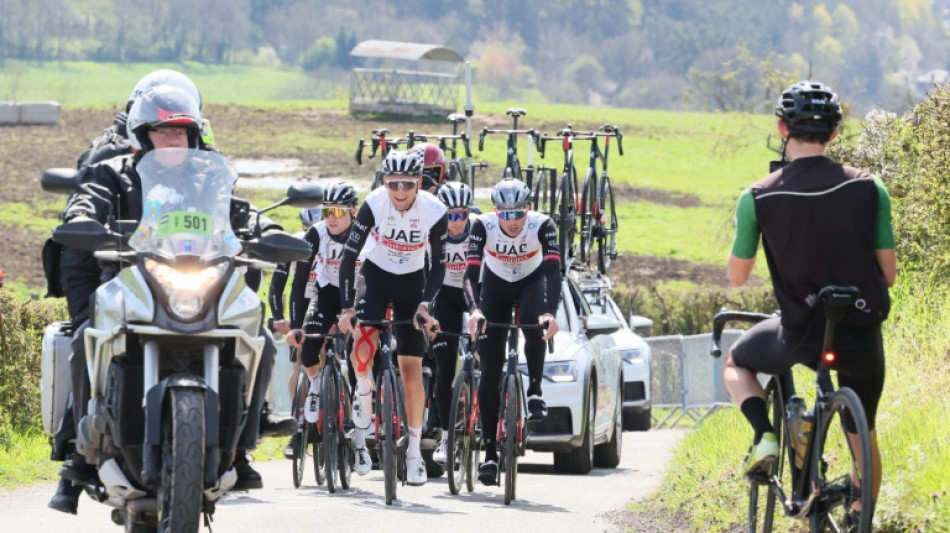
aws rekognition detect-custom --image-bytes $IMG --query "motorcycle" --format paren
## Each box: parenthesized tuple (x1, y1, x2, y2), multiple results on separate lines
(42, 148, 321, 532)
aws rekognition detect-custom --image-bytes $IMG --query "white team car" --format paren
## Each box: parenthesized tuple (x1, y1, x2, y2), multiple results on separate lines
(517, 276, 625, 474)
(573, 271, 654, 431)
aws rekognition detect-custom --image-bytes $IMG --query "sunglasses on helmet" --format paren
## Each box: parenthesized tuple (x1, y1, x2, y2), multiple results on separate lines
(386, 179, 417, 191)
(447, 209, 469, 222)
(497, 208, 527, 221)
(322, 207, 349, 219)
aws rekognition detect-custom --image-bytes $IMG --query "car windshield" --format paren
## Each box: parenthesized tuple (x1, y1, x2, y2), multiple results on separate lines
(129, 149, 241, 262)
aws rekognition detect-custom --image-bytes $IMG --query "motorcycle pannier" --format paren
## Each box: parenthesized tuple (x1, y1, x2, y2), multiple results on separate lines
(41, 322, 73, 435)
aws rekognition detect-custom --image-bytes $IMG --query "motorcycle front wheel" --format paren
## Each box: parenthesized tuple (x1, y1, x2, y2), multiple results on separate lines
(158, 388, 205, 533)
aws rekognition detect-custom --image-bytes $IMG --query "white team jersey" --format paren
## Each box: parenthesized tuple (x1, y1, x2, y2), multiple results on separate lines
(305, 222, 367, 297)
(479, 211, 549, 282)
(443, 231, 469, 289)
(364, 188, 446, 274)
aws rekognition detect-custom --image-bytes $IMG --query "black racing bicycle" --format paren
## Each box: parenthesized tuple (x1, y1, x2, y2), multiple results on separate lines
(711, 285, 874, 533)
(478, 107, 540, 191)
(288, 346, 325, 489)
(577, 124, 622, 274)
(535, 126, 588, 271)
(439, 330, 480, 495)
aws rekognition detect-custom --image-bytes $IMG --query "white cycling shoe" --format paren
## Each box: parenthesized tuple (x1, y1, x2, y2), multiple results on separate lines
(406, 456, 427, 486)
(354, 445, 372, 476)
(432, 437, 448, 465)
(304, 390, 319, 424)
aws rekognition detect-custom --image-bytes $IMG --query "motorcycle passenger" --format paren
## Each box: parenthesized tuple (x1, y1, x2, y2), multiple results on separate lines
(430, 182, 475, 465)
(284, 183, 360, 457)
(464, 178, 561, 486)
(337, 149, 448, 484)
(419, 142, 447, 194)
(724, 81, 895, 515)
(55, 86, 286, 506)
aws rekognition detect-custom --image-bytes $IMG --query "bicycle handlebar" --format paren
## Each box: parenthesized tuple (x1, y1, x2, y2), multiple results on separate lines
(710, 309, 774, 358)
(483, 320, 555, 354)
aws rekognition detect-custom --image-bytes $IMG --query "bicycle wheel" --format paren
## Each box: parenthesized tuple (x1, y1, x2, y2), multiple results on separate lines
(809, 387, 873, 533)
(747, 377, 786, 533)
(469, 389, 481, 493)
(555, 173, 578, 269)
(502, 375, 519, 505)
(380, 369, 399, 505)
(291, 371, 309, 488)
(446, 371, 472, 495)
(595, 176, 618, 274)
(579, 168, 596, 265)
(321, 369, 339, 493)
(338, 370, 353, 490)
(312, 430, 325, 486)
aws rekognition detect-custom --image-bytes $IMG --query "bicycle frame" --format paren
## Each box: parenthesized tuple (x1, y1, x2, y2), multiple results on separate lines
(477, 107, 539, 189)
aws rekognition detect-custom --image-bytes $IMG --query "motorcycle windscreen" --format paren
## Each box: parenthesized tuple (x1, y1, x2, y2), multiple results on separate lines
(129, 148, 242, 260)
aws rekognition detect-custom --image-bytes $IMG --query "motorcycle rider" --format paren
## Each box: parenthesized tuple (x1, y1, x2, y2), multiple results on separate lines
(51, 85, 288, 514)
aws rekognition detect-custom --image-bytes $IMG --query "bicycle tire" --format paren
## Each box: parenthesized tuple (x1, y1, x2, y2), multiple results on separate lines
(469, 390, 481, 493)
(808, 387, 873, 533)
(579, 168, 596, 264)
(747, 377, 786, 533)
(555, 173, 578, 270)
(291, 370, 309, 488)
(338, 366, 354, 490)
(446, 371, 472, 495)
(502, 375, 519, 505)
(312, 429, 325, 486)
(322, 369, 339, 493)
(380, 370, 398, 505)
(595, 176, 618, 274)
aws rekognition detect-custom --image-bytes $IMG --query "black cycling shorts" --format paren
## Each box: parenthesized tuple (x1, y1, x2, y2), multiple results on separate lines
(300, 284, 341, 368)
(355, 260, 426, 357)
(730, 316, 885, 430)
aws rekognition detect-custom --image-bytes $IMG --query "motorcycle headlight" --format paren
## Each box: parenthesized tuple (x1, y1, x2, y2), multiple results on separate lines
(621, 348, 646, 366)
(144, 259, 229, 320)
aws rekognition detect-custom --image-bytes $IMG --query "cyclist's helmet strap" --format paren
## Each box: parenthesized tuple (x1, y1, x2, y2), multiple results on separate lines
(775, 80, 843, 133)
(324, 181, 359, 206)
(437, 181, 473, 210)
(382, 149, 424, 177)
(490, 178, 531, 209)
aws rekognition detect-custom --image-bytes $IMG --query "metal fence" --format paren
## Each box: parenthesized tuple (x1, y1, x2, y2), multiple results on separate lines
(646, 329, 745, 428)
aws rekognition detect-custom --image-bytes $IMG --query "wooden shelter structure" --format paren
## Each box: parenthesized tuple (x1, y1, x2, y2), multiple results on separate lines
(349, 40, 463, 117)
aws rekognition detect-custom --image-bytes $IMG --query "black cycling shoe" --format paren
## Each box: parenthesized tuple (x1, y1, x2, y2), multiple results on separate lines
(232, 452, 263, 491)
(478, 460, 498, 486)
(259, 403, 296, 437)
(59, 455, 98, 485)
(527, 395, 548, 421)
(48, 477, 83, 515)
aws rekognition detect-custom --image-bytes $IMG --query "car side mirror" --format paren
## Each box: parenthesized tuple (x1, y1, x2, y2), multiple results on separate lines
(629, 314, 654, 337)
(585, 313, 621, 338)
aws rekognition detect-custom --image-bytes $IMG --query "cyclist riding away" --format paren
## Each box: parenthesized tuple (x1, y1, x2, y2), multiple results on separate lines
(337, 149, 448, 485)
(723, 81, 895, 519)
(286, 182, 360, 435)
(464, 178, 561, 485)
(429, 182, 476, 465)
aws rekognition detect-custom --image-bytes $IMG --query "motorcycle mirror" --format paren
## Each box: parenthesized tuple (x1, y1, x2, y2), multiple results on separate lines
(285, 182, 324, 208)
(52, 219, 123, 251)
(41, 168, 81, 195)
(244, 232, 313, 263)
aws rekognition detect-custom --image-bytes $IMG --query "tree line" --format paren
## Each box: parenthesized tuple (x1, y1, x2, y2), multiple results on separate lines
(2, 0, 948, 113)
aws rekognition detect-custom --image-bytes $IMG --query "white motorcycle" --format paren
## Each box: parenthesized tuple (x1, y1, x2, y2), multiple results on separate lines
(43, 149, 320, 532)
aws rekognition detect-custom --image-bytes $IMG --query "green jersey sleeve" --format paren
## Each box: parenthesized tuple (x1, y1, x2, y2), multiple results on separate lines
(730, 188, 760, 259)
(873, 176, 895, 250)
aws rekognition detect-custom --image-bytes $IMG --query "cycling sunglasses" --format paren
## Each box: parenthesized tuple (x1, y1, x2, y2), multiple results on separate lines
(497, 208, 527, 221)
(447, 209, 469, 222)
(386, 179, 417, 191)
(322, 207, 349, 219)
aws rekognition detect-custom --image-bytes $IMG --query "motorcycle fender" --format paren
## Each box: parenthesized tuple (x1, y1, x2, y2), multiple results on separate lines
(218, 273, 263, 334)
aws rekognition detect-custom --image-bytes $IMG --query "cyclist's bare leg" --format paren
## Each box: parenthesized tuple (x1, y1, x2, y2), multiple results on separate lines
(398, 355, 425, 430)
(847, 429, 882, 511)
(723, 351, 765, 403)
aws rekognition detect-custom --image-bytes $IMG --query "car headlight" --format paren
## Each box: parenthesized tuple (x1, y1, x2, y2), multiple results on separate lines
(621, 348, 646, 365)
(517, 361, 579, 382)
(144, 259, 228, 320)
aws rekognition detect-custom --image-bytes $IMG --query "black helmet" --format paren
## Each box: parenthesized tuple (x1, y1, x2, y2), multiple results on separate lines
(127, 85, 202, 152)
(491, 178, 531, 210)
(382, 149, 424, 177)
(775, 80, 842, 133)
(324, 181, 359, 206)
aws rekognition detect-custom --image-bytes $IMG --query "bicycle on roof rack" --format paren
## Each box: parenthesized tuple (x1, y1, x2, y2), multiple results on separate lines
(354, 129, 414, 190)
(477, 107, 540, 191)
(576, 124, 622, 274)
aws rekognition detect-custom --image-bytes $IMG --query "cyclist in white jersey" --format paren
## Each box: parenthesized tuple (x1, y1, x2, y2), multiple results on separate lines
(429, 182, 476, 464)
(464, 178, 561, 485)
(338, 149, 448, 485)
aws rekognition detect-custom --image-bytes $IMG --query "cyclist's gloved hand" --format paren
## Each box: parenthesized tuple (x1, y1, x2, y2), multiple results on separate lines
(540, 313, 558, 341)
(414, 305, 437, 333)
(286, 329, 304, 348)
(467, 309, 486, 342)
(272, 319, 291, 335)
(338, 308, 357, 335)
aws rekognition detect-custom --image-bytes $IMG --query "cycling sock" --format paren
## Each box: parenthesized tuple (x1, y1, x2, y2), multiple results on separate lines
(408, 426, 422, 459)
(308, 371, 321, 392)
(354, 428, 366, 447)
(740, 397, 774, 443)
(357, 374, 373, 395)
(527, 379, 542, 397)
(483, 438, 498, 462)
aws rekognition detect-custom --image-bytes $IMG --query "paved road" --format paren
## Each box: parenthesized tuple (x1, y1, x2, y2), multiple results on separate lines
(0, 429, 683, 533)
